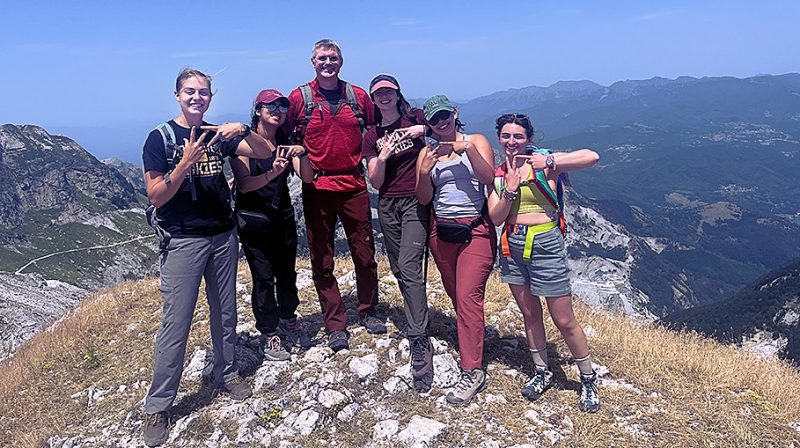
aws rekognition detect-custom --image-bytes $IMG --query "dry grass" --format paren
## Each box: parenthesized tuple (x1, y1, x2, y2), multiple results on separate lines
(1, 256, 799, 447)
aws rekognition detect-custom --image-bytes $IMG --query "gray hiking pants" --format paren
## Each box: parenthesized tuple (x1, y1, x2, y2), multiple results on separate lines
(144, 229, 240, 414)
(377, 196, 430, 337)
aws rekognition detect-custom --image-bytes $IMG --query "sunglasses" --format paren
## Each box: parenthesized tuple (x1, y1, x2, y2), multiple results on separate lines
(259, 102, 288, 114)
(429, 110, 453, 125)
(499, 113, 530, 122)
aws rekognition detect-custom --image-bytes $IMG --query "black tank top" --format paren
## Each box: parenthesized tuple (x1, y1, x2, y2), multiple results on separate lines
(234, 131, 293, 216)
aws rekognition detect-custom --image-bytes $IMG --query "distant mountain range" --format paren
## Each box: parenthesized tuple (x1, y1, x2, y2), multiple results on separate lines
(0, 124, 156, 288)
(3, 73, 800, 360)
(458, 74, 800, 310)
(663, 257, 800, 363)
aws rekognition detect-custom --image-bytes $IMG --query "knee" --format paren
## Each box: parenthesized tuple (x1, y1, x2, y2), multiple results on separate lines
(519, 305, 542, 322)
(552, 314, 578, 332)
(311, 263, 334, 280)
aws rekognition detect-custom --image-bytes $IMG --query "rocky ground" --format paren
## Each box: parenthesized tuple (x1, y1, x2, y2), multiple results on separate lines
(20, 258, 798, 448)
(0, 271, 87, 358)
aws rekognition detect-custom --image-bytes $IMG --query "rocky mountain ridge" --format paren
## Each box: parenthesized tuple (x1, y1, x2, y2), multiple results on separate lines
(0, 124, 158, 359)
(663, 257, 800, 363)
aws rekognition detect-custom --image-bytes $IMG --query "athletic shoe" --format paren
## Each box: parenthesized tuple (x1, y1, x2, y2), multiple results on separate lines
(445, 368, 487, 404)
(328, 330, 349, 352)
(222, 376, 252, 401)
(521, 368, 554, 401)
(358, 310, 387, 334)
(142, 411, 169, 447)
(578, 371, 601, 413)
(260, 333, 291, 361)
(410, 335, 434, 392)
(278, 317, 311, 350)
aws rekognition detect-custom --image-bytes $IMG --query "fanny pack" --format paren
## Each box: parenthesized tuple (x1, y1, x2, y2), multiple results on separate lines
(434, 202, 488, 244)
(236, 210, 270, 233)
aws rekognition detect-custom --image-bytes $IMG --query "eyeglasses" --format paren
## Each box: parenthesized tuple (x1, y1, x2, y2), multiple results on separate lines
(258, 102, 288, 114)
(315, 55, 340, 63)
(428, 110, 452, 125)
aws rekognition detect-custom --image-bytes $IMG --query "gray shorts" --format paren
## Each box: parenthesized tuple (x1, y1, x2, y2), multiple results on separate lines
(499, 226, 571, 297)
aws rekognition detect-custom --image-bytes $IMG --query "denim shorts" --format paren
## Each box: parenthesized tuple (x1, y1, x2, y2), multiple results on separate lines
(499, 226, 571, 297)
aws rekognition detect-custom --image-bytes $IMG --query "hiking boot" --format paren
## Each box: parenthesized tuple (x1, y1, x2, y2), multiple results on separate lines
(578, 371, 601, 413)
(328, 330, 350, 352)
(222, 376, 252, 401)
(260, 333, 291, 361)
(142, 411, 169, 447)
(445, 368, 487, 404)
(278, 317, 311, 350)
(410, 335, 434, 393)
(521, 368, 554, 401)
(359, 310, 387, 334)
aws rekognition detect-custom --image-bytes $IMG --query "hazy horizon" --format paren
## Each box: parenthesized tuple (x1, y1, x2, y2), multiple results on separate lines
(2, 0, 799, 161)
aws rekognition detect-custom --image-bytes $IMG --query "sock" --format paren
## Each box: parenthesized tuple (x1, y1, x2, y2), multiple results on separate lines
(529, 347, 549, 371)
(574, 354, 594, 376)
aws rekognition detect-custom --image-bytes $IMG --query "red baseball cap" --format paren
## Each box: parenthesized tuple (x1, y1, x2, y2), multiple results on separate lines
(254, 89, 288, 105)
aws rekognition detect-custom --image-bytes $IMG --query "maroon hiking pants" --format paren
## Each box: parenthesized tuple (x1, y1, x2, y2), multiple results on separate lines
(429, 215, 497, 371)
(303, 188, 379, 332)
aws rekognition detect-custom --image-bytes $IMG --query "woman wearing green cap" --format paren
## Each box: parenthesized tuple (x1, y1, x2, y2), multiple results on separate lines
(362, 74, 434, 392)
(415, 94, 496, 405)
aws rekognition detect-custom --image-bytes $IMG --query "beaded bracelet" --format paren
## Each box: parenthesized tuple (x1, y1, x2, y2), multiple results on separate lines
(502, 189, 518, 202)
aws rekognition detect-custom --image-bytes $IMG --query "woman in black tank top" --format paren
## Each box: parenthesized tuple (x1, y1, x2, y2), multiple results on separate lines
(231, 89, 313, 360)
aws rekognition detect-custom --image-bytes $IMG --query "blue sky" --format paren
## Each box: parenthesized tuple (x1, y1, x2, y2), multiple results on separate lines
(2, 0, 799, 160)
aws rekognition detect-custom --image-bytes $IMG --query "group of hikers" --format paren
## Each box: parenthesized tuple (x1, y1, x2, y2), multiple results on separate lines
(141, 38, 600, 446)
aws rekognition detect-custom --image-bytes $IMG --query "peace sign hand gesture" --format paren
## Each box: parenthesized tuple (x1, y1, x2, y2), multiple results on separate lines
(504, 158, 521, 193)
(270, 146, 291, 175)
(419, 144, 439, 175)
(178, 126, 210, 170)
(377, 133, 396, 162)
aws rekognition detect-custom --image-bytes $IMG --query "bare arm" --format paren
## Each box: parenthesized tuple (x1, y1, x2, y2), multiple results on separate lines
(415, 146, 437, 206)
(236, 131, 275, 159)
(487, 164, 520, 224)
(291, 150, 315, 183)
(551, 149, 599, 174)
(366, 156, 386, 190)
(526, 149, 600, 174)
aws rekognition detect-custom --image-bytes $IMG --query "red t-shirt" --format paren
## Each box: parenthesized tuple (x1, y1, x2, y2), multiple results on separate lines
(283, 79, 376, 192)
(362, 109, 425, 197)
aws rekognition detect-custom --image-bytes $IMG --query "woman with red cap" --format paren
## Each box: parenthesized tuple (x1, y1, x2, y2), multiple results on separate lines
(362, 73, 433, 392)
(232, 89, 314, 361)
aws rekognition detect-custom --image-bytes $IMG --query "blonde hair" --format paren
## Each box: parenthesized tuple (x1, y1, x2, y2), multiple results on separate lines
(175, 67, 212, 93)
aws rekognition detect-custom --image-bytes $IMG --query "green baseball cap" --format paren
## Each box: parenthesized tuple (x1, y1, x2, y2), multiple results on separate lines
(423, 95, 455, 121)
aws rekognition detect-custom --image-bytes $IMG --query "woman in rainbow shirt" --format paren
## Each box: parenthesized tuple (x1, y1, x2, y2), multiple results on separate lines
(487, 113, 601, 413)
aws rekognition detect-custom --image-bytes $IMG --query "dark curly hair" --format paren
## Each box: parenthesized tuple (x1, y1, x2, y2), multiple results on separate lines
(495, 113, 534, 139)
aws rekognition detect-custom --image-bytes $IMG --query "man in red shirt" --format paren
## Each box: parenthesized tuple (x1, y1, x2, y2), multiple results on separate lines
(284, 39, 383, 351)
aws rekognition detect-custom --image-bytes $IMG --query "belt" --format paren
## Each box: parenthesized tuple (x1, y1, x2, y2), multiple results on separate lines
(501, 221, 557, 261)
(314, 167, 363, 179)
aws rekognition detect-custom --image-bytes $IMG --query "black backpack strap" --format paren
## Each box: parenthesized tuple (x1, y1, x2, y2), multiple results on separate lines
(154, 122, 177, 167)
(343, 81, 366, 132)
(295, 84, 318, 142)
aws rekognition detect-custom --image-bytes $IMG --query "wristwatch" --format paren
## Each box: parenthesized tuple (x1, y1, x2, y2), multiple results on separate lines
(545, 155, 556, 170)
(241, 124, 251, 136)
